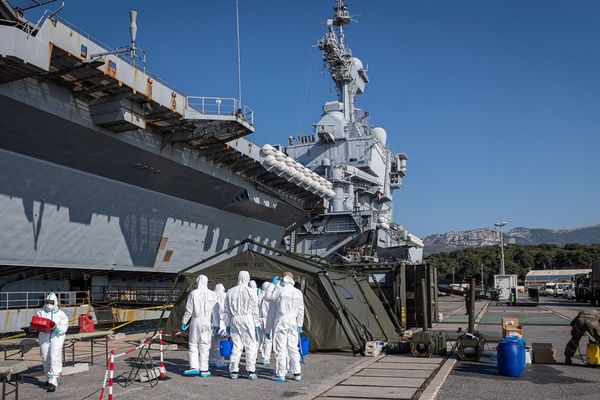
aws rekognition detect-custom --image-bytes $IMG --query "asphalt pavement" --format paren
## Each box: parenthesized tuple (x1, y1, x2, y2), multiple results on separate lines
(436, 296, 600, 400)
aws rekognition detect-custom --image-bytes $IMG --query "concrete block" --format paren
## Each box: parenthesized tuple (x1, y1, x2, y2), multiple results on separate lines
(61, 363, 89, 376)
(139, 366, 163, 382)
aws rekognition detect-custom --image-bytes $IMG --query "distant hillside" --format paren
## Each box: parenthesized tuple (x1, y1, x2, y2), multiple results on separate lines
(424, 225, 600, 255)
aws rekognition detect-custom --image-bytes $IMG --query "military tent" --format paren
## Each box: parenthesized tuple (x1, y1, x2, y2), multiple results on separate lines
(163, 249, 399, 353)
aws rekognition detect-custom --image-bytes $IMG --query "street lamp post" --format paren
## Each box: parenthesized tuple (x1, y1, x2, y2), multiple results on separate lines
(481, 263, 484, 289)
(495, 222, 507, 275)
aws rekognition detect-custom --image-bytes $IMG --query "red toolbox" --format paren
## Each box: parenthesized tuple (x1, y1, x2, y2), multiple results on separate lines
(30, 316, 55, 333)
(78, 314, 95, 333)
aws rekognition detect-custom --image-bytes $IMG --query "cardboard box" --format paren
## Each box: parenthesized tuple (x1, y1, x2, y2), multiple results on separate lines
(502, 317, 523, 338)
(365, 341, 382, 357)
(505, 328, 523, 337)
(532, 343, 556, 364)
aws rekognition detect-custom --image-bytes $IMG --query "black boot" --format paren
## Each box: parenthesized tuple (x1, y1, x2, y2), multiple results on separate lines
(44, 381, 49, 388)
(565, 356, 572, 366)
(47, 384, 56, 392)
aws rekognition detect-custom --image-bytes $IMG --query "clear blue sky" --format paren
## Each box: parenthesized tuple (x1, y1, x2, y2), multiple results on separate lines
(21, 0, 600, 237)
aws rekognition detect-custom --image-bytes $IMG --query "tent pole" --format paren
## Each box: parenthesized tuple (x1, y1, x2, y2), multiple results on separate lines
(370, 273, 403, 333)
(353, 274, 389, 341)
(245, 240, 331, 269)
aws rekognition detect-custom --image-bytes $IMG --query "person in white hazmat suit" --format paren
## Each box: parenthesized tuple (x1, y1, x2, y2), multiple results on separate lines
(181, 275, 216, 377)
(249, 280, 258, 294)
(209, 283, 228, 368)
(265, 272, 305, 382)
(224, 271, 260, 380)
(257, 281, 273, 366)
(36, 292, 69, 392)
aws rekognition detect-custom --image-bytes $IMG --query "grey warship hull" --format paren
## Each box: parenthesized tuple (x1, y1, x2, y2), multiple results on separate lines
(0, 3, 332, 292)
(0, 79, 298, 274)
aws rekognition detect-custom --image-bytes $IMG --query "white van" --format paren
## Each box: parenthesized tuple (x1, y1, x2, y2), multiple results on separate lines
(555, 282, 571, 297)
(544, 282, 557, 296)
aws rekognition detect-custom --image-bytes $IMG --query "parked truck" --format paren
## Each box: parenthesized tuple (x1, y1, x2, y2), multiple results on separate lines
(591, 262, 600, 306)
(575, 273, 591, 303)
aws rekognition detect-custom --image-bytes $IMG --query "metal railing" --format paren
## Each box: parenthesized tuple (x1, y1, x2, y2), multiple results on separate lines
(325, 222, 357, 233)
(12, 12, 257, 127)
(90, 286, 180, 305)
(0, 291, 90, 310)
(186, 96, 254, 126)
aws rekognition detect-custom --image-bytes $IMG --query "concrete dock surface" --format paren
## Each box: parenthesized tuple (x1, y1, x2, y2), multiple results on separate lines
(5, 295, 599, 399)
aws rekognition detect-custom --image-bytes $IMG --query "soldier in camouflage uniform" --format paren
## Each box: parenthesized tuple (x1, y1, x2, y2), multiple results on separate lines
(564, 309, 600, 365)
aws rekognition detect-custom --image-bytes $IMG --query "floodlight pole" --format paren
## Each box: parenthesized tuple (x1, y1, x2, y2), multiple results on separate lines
(495, 222, 507, 276)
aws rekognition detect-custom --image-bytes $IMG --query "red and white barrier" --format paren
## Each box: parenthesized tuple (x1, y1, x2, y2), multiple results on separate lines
(108, 350, 115, 400)
(97, 331, 183, 399)
(159, 331, 165, 378)
(98, 356, 110, 400)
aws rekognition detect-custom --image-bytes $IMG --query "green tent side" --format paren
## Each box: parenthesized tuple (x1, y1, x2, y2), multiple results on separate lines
(164, 250, 399, 352)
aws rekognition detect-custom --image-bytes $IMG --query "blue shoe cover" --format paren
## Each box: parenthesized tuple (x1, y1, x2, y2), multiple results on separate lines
(230, 373, 238, 380)
(183, 369, 200, 376)
(274, 377, 285, 382)
(248, 373, 258, 380)
(200, 371, 211, 378)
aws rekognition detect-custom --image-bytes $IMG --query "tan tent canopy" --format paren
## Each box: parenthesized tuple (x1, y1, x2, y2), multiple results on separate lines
(164, 249, 399, 353)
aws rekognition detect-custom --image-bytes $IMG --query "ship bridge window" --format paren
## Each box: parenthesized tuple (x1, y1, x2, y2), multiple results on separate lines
(80, 44, 88, 59)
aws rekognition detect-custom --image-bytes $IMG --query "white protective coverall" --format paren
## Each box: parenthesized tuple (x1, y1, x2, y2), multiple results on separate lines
(37, 293, 69, 387)
(266, 276, 305, 379)
(224, 271, 260, 373)
(258, 281, 273, 363)
(182, 275, 216, 372)
(209, 283, 227, 366)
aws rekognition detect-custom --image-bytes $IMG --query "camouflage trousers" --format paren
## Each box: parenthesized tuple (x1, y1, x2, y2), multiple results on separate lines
(564, 311, 600, 359)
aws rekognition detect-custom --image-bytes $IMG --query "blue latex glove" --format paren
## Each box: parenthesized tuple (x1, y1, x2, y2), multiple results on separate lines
(271, 276, 280, 285)
(255, 326, 260, 335)
(297, 327, 303, 334)
(181, 323, 187, 332)
(212, 325, 219, 333)
(226, 327, 231, 334)
(51, 327, 58, 334)
(265, 332, 271, 340)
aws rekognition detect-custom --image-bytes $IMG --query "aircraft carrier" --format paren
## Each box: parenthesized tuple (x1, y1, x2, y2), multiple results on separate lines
(0, 1, 423, 333)
(0, 0, 334, 295)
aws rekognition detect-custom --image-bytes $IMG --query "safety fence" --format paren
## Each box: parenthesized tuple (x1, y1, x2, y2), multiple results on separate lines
(98, 330, 182, 400)
(0, 291, 90, 310)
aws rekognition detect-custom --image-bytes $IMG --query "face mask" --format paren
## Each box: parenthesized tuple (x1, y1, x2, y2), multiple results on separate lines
(44, 304, 55, 312)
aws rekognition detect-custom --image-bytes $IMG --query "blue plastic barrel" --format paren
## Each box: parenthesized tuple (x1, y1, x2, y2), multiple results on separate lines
(299, 336, 309, 356)
(220, 339, 233, 358)
(497, 336, 526, 377)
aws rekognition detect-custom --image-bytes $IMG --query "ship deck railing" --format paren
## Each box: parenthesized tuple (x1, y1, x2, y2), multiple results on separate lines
(186, 96, 254, 126)
(47, 14, 178, 91)
(90, 286, 180, 305)
(325, 222, 357, 233)
(49, 14, 256, 126)
(0, 291, 90, 310)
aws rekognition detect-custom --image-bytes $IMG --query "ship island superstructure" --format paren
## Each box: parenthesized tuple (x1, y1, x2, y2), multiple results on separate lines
(284, 0, 424, 263)
(0, 1, 333, 296)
